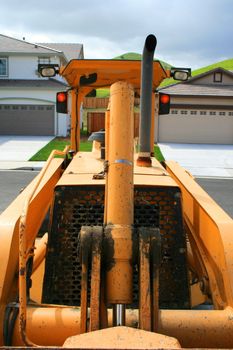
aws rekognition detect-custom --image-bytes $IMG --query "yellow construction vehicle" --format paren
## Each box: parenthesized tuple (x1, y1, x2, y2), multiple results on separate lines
(1, 34, 233, 349)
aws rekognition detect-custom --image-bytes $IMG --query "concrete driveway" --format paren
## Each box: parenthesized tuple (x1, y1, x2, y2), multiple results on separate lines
(159, 143, 233, 178)
(0, 136, 53, 161)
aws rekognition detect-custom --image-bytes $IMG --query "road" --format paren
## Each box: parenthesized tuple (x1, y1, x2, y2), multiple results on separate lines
(0, 170, 232, 219)
(0, 170, 39, 213)
(196, 177, 233, 218)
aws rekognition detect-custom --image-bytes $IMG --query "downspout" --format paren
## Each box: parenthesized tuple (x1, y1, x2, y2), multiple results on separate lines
(137, 34, 157, 167)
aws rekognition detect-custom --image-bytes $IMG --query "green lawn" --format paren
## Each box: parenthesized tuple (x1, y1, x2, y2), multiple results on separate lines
(29, 137, 92, 161)
(29, 137, 165, 162)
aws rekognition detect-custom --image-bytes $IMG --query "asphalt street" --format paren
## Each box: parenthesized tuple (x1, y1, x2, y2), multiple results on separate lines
(0, 170, 39, 213)
(0, 170, 232, 219)
(196, 177, 233, 219)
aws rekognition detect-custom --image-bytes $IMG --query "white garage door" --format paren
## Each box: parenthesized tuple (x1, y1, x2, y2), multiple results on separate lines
(158, 109, 233, 144)
(0, 104, 55, 136)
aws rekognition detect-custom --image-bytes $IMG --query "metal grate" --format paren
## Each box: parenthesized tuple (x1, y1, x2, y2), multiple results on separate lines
(42, 185, 189, 309)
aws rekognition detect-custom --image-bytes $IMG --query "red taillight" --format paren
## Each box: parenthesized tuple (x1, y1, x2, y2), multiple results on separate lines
(160, 94, 170, 104)
(56, 91, 68, 114)
(57, 92, 67, 103)
(159, 93, 170, 115)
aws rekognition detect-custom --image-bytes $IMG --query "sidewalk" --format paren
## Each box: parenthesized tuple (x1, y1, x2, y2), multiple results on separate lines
(159, 143, 233, 178)
(0, 136, 52, 170)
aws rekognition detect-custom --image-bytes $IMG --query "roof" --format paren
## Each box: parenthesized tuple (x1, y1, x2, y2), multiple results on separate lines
(160, 67, 233, 97)
(0, 79, 67, 88)
(160, 83, 233, 97)
(0, 34, 61, 55)
(38, 43, 84, 61)
(0, 34, 84, 63)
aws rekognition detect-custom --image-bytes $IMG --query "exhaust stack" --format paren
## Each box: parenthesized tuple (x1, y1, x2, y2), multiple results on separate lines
(137, 34, 157, 167)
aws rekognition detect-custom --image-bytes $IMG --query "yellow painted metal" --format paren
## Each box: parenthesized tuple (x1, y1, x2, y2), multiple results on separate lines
(60, 60, 167, 155)
(104, 108, 110, 224)
(0, 157, 65, 345)
(18, 147, 70, 345)
(166, 161, 233, 309)
(60, 60, 168, 89)
(32, 233, 48, 274)
(105, 81, 134, 305)
(56, 152, 174, 187)
(10, 305, 233, 348)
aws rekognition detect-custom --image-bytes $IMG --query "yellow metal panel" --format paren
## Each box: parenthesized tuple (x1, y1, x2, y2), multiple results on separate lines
(56, 152, 178, 188)
(166, 160, 233, 308)
(0, 158, 63, 345)
(60, 60, 168, 89)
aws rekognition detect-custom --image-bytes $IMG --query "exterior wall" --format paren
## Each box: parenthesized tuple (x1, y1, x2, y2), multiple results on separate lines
(0, 50, 69, 136)
(193, 72, 233, 85)
(7, 55, 61, 80)
(0, 88, 68, 136)
(158, 113, 233, 144)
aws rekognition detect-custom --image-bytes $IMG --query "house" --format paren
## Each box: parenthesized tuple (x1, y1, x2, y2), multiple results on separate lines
(157, 67, 233, 144)
(0, 34, 83, 136)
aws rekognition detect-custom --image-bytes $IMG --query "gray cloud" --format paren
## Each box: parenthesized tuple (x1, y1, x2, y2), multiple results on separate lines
(0, 0, 233, 69)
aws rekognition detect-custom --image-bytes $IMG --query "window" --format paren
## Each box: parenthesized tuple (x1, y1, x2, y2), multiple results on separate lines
(210, 111, 216, 115)
(219, 111, 225, 116)
(181, 110, 187, 115)
(0, 58, 8, 77)
(200, 111, 207, 115)
(228, 112, 233, 116)
(214, 72, 222, 83)
(190, 111, 197, 115)
(38, 57, 51, 64)
(171, 110, 178, 114)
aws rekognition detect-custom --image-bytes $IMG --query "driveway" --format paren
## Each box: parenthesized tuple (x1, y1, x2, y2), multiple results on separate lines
(0, 136, 53, 161)
(159, 143, 233, 178)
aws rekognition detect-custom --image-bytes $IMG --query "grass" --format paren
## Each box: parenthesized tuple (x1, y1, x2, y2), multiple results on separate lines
(154, 144, 165, 162)
(29, 137, 92, 161)
(29, 137, 165, 162)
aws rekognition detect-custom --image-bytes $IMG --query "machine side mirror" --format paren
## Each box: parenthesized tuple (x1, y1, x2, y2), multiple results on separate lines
(38, 64, 59, 77)
(171, 67, 191, 81)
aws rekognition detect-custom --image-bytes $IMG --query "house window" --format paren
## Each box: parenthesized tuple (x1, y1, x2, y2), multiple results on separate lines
(38, 57, 51, 64)
(181, 110, 187, 115)
(190, 111, 197, 115)
(200, 111, 207, 115)
(0, 58, 8, 77)
(228, 112, 233, 116)
(171, 110, 178, 114)
(210, 111, 216, 115)
(214, 72, 222, 83)
(219, 111, 225, 116)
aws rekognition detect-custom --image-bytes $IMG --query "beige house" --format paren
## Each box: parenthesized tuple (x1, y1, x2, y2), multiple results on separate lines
(157, 68, 233, 144)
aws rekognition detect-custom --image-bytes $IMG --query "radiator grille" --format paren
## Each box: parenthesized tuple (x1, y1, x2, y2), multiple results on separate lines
(42, 185, 189, 309)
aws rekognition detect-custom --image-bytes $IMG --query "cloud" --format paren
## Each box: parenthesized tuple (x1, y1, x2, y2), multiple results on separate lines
(0, 0, 233, 69)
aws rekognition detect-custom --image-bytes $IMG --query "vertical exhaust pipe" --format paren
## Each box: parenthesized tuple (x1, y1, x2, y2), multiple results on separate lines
(137, 34, 157, 167)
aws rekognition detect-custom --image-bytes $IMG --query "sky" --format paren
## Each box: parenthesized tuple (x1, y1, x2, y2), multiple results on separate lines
(0, 0, 233, 70)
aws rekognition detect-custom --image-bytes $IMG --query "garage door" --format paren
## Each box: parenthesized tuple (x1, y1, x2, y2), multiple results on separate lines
(158, 109, 233, 144)
(0, 104, 55, 136)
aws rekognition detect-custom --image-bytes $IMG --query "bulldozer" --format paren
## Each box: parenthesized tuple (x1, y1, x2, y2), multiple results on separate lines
(1, 34, 233, 349)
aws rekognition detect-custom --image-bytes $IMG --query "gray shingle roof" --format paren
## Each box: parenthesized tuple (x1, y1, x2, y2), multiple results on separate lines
(38, 43, 84, 61)
(160, 83, 233, 97)
(0, 34, 61, 55)
(0, 79, 67, 88)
